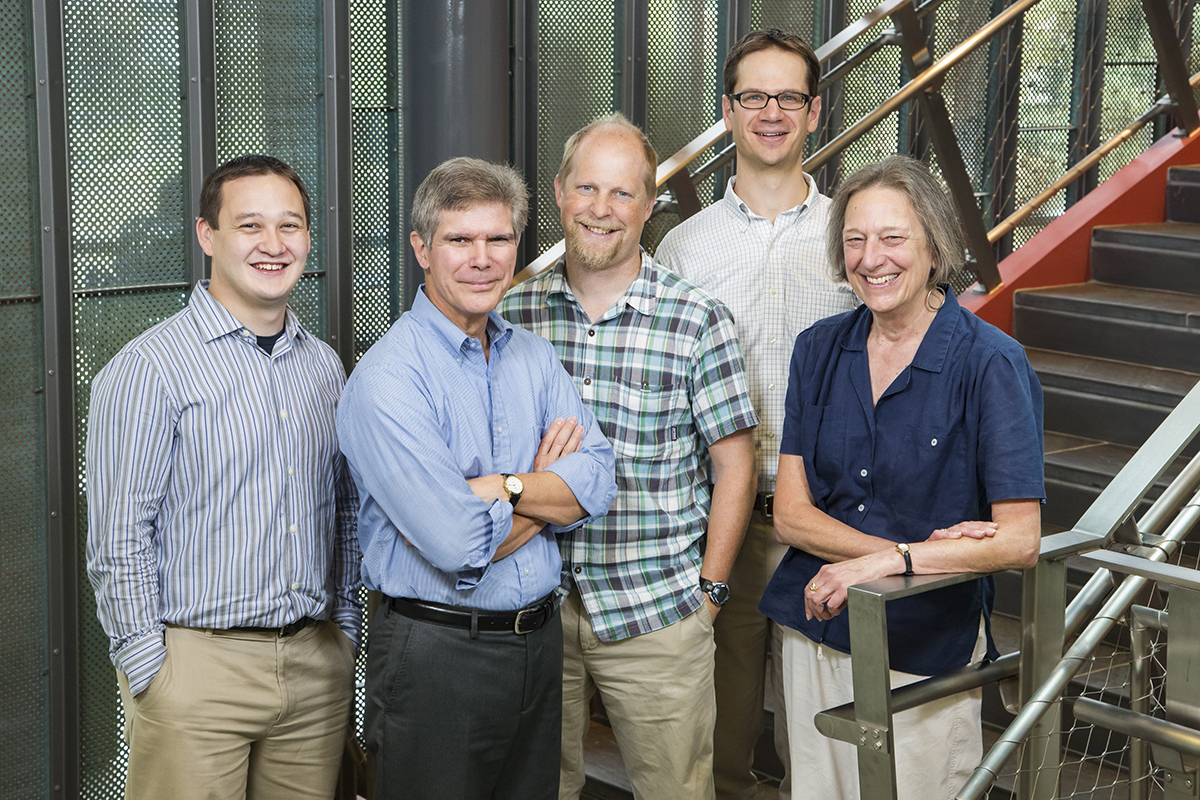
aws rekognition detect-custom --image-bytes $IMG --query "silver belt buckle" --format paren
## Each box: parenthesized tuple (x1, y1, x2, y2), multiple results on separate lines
(513, 607, 534, 635)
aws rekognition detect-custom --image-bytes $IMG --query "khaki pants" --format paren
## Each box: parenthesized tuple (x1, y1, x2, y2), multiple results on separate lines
(780, 623, 986, 800)
(559, 587, 717, 800)
(118, 621, 356, 800)
(712, 511, 790, 800)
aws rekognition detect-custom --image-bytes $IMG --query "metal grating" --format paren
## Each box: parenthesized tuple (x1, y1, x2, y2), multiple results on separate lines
(0, 10, 49, 777)
(1098, 0, 1160, 183)
(536, 0, 618, 257)
(752, 0, 817, 45)
(645, 0, 721, 254)
(214, 0, 326, 333)
(350, 0, 401, 361)
(61, 1, 188, 797)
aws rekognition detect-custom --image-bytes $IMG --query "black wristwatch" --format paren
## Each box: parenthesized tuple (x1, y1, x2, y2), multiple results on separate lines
(700, 577, 731, 606)
(895, 542, 914, 576)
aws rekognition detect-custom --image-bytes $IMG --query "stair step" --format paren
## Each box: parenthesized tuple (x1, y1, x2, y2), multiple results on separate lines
(1091, 222, 1200, 294)
(1167, 166, 1200, 224)
(1013, 283, 1200, 373)
(1042, 432, 1188, 529)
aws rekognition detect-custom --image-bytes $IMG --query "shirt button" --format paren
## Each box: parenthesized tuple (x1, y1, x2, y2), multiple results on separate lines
(524, 568, 530, 576)
(767, 430, 776, 440)
(574, 566, 582, 574)
(771, 289, 778, 296)
(858, 504, 865, 512)
(498, 426, 504, 433)
(280, 410, 288, 420)
(290, 582, 299, 590)
(931, 438, 938, 446)
(584, 377, 592, 385)
(860, 469, 868, 477)
(287, 467, 294, 476)
(289, 524, 298, 533)
(769, 336, 776, 344)
(768, 384, 776, 391)
(588, 329, 595, 337)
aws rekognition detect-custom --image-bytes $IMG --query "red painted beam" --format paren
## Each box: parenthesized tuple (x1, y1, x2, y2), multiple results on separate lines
(961, 125, 1200, 333)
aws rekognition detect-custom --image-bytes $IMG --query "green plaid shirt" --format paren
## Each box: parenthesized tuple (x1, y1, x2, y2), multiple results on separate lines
(500, 253, 757, 641)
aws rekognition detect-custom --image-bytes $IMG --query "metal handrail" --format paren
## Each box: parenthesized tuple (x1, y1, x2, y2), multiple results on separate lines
(988, 70, 1200, 243)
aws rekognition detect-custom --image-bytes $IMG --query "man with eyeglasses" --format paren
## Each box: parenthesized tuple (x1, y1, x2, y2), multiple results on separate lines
(656, 28, 859, 800)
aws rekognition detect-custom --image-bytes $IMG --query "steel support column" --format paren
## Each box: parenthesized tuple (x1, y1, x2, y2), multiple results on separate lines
(1066, 0, 1107, 208)
(814, 0, 847, 192)
(183, 0, 217, 286)
(618, 0, 649, 129)
(1142, 0, 1200, 134)
(322, 0, 354, 372)
(891, 0, 1001, 291)
(513, 0, 539, 266)
(31, 0, 79, 795)
(848, 587, 899, 800)
(400, 0, 511, 313)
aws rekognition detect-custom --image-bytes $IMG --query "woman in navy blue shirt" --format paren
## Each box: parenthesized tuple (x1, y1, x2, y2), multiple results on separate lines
(760, 156, 1044, 799)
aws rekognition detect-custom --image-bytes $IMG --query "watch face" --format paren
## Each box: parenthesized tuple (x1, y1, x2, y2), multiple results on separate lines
(505, 475, 524, 495)
(710, 583, 731, 605)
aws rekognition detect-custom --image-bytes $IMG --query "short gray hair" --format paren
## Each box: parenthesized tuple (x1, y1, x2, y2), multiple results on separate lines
(827, 155, 966, 288)
(411, 157, 530, 245)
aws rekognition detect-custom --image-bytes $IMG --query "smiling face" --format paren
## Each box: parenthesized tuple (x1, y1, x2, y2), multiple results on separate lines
(555, 127, 655, 275)
(410, 201, 518, 339)
(842, 185, 935, 323)
(197, 173, 310, 333)
(723, 47, 820, 175)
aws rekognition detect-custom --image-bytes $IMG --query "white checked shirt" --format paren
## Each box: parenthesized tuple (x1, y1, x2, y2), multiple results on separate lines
(656, 175, 859, 494)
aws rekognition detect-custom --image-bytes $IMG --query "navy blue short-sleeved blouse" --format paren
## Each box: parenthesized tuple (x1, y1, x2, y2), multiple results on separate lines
(759, 288, 1045, 676)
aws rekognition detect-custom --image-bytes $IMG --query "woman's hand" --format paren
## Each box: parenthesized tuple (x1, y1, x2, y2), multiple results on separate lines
(928, 521, 997, 541)
(804, 549, 898, 622)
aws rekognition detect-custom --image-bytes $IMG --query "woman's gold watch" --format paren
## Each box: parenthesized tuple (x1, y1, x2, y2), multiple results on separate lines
(895, 542, 914, 576)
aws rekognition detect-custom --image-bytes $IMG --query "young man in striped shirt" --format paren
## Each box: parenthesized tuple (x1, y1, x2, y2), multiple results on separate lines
(86, 155, 361, 800)
(501, 114, 758, 800)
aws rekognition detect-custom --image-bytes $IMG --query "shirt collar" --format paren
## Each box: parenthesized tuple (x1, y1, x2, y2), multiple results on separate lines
(410, 285, 514, 356)
(189, 280, 304, 345)
(838, 284, 960, 374)
(723, 172, 819, 225)
(542, 250, 658, 318)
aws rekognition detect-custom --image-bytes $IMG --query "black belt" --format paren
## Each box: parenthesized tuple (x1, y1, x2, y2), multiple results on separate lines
(388, 592, 559, 635)
(228, 616, 316, 637)
(754, 493, 774, 518)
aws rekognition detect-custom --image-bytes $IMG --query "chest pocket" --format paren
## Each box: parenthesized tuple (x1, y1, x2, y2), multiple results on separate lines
(601, 369, 689, 463)
(890, 421, 968, 524)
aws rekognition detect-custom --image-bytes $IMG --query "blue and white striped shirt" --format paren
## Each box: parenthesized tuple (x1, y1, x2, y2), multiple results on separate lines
(86, 282, 361, 697)
(338, 287, 617, 611)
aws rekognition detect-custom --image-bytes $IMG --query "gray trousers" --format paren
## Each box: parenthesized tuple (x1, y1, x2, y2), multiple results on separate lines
(364, 601, 563, 800)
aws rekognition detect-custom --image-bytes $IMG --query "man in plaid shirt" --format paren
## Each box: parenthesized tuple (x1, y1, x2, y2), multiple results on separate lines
(501, 113, 758, 800)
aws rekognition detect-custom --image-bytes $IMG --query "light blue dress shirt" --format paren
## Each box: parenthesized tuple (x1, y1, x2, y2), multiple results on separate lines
(338, 288, 616, 611)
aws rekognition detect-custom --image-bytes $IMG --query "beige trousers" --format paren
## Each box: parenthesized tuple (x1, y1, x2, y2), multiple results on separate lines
(712, 511, 791, 800)
(559, 587, 717, 800)
(118, 621, 356, 800)
(780, 622, 986, 800)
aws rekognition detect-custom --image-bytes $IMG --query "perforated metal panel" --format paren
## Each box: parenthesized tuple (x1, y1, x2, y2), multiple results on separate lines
(753, 0, 817, 44)
(60, 1, 188, 796)
(644, 0, 721, 253)
(351, 0, 401, 361)
(215, 0, 327, 333)
(1098, 0, 1160, 182)
(536, 0, 619, 256)
(0, 11, 48, 795)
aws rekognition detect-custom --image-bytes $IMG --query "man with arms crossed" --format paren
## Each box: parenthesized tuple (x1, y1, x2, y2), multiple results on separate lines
(86, 154, 361, 799)
(656, 29, 859, 800)
(337, 157, 616, 800)
(502, 114, 758, 800)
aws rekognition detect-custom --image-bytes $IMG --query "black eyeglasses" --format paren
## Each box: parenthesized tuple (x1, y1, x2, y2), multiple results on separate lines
(728, 91, 814, 111)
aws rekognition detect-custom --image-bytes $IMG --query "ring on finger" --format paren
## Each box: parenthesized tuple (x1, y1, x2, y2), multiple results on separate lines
(809, 582, 819, 592)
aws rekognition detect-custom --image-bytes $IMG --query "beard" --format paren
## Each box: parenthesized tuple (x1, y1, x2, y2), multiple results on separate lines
(563, 221, 627, 273)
